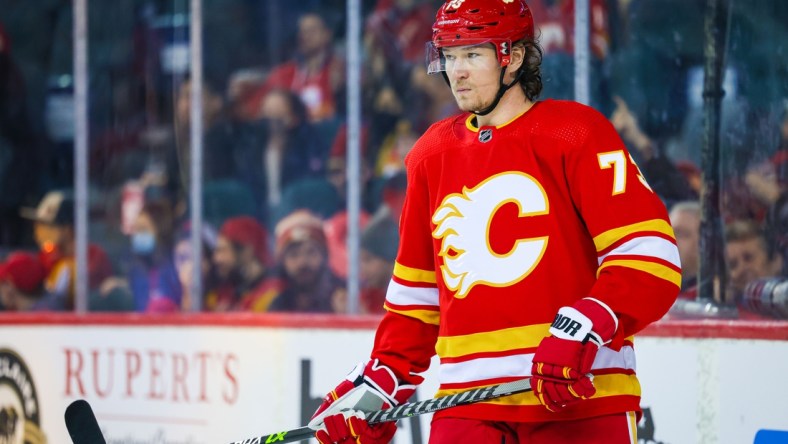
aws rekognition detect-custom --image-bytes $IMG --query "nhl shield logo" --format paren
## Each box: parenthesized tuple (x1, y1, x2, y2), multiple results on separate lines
(479, 129, 493, 143)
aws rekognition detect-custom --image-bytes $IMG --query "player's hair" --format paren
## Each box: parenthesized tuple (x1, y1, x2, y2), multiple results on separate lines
(515, 38, 543, 102)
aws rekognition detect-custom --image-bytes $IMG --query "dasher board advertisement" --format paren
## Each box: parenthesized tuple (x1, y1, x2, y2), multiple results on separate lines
(0, 314, 787, 444)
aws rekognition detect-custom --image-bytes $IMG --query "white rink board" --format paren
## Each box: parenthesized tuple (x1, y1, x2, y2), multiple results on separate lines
(1, 321, 788, 444)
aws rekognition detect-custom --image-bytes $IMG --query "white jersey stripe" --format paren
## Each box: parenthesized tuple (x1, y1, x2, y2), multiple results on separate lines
(385, 280, 440, 307)
(440, 354, 532, 385)
(438, 346, 636, 385)
(598, 236, 680, 268)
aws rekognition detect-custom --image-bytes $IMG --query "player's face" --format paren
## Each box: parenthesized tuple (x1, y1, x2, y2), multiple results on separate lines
(442, 44, 501, 113)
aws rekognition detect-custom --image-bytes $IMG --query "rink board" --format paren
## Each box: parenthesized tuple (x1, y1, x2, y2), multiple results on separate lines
(1, 314, 787, 444)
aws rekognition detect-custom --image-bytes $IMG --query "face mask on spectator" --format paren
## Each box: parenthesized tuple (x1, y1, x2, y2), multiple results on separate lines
(131, 232, 156, 256)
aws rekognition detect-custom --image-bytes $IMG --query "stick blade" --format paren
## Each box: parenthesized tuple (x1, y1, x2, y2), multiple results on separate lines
(64, 399, 107, 444)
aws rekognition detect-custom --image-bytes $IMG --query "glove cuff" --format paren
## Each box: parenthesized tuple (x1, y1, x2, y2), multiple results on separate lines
(363, 359, 416, 406)
(548, 298, 618, 346)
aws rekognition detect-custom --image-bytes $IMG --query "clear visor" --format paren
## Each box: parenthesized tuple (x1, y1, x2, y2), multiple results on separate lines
(425, 39, 507, 75)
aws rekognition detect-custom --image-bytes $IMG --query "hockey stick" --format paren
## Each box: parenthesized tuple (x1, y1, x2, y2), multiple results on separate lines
(65, 399, 107, 444)
(228, 377, 531, 444)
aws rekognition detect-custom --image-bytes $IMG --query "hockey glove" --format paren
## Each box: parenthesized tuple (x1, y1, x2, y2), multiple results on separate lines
(531, 298, 618, 412)
(315, 412, 396, 444)
(309, 359, 415, 431)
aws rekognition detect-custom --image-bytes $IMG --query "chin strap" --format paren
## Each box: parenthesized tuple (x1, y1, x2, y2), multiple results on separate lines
(442, 68, 525, 118)
(474, 68, 524, 116)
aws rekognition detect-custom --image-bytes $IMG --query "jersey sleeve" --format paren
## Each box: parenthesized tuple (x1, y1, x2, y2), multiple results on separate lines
(564, 109, 681, 348)
(370, 146, 439, 385)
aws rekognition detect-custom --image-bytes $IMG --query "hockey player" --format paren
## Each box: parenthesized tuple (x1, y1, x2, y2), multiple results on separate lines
(310, 0, 681, 442)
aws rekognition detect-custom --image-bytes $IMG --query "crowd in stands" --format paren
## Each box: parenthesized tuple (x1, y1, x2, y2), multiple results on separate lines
(0, 0, 786, 318)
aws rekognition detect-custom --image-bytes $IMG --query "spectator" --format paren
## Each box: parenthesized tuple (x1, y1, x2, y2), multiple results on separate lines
(759, 146, 788, 270)
(88, 246, 133, 312)
(125, 201, 181, 312)
(365, 0, 435, 65)
(767, 192, 788, 267)
(324, 125, 377, 213)
(744, 155, 785, 215)
(403, 64, 459, 131)
(726, 150, 787, 225)
(226, 68, 267, 122)
(669, 201, 700, 298)
(358, 215, 399, 314)
(168, 77, 252, 195)
(259, 88, 328, 210)
(724, 219, 785, 302)
(610, 95, 695, 207)
(173, 222, 219, 312)
(322, 172, 407, 282)
(20, 190, 112, 309)
(269, 210, 345, 313)
(321, 127, 379, 278)
(0, 251, 58, 311)
(675, 160, 702, 198)
(210, 216, 281, 312)
(368, 170, 407, 231)
(373, 119, 419, 179)
(528, 0, 611, 60)
(529, 0, 612, 108)
(245, 11, 344, 123)
(324, 210, 371, 280)
(361, 0, 433, 153)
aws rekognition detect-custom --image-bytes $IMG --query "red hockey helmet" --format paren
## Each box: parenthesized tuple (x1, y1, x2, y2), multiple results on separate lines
(427, 0, 535, 74)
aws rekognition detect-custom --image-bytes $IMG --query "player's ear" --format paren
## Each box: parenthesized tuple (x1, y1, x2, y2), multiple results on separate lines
(506, 43, 526, 79)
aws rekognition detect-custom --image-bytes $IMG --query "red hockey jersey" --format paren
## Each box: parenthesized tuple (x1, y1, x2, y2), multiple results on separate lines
(372, 100, 681, 423)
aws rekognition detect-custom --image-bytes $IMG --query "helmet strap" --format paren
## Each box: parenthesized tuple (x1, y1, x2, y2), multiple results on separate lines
(473, 67, 524, 117)
(440, 65, 525, 118)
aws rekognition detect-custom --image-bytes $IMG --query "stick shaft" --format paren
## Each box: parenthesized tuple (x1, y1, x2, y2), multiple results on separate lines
(228, 378, 531, 444)
(367, 378, 531, 424)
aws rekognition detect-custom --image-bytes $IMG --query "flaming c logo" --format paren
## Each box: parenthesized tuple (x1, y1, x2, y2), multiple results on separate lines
(432, 172, 549, 298)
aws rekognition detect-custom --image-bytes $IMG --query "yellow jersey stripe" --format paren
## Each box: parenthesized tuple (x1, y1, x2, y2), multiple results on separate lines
(393, 262, 437, 284)
(436, 324, 551, 358)
(465, 108, 530, 131)
(385, 306, 440, 326)
(628, 411, 638, 443)
(434, 374, 641, 406)
(598, 259, 682, 288)
(593, 219, 675, 252)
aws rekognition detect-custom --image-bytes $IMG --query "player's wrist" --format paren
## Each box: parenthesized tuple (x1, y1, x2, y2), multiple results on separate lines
(548, 298, 618, 347)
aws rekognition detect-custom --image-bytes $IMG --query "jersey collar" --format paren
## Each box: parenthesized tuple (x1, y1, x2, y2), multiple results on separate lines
(464, 104, 534, 132)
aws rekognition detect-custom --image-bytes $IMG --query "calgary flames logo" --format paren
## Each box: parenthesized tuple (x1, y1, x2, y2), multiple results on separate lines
(432, 172, 549, 298)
